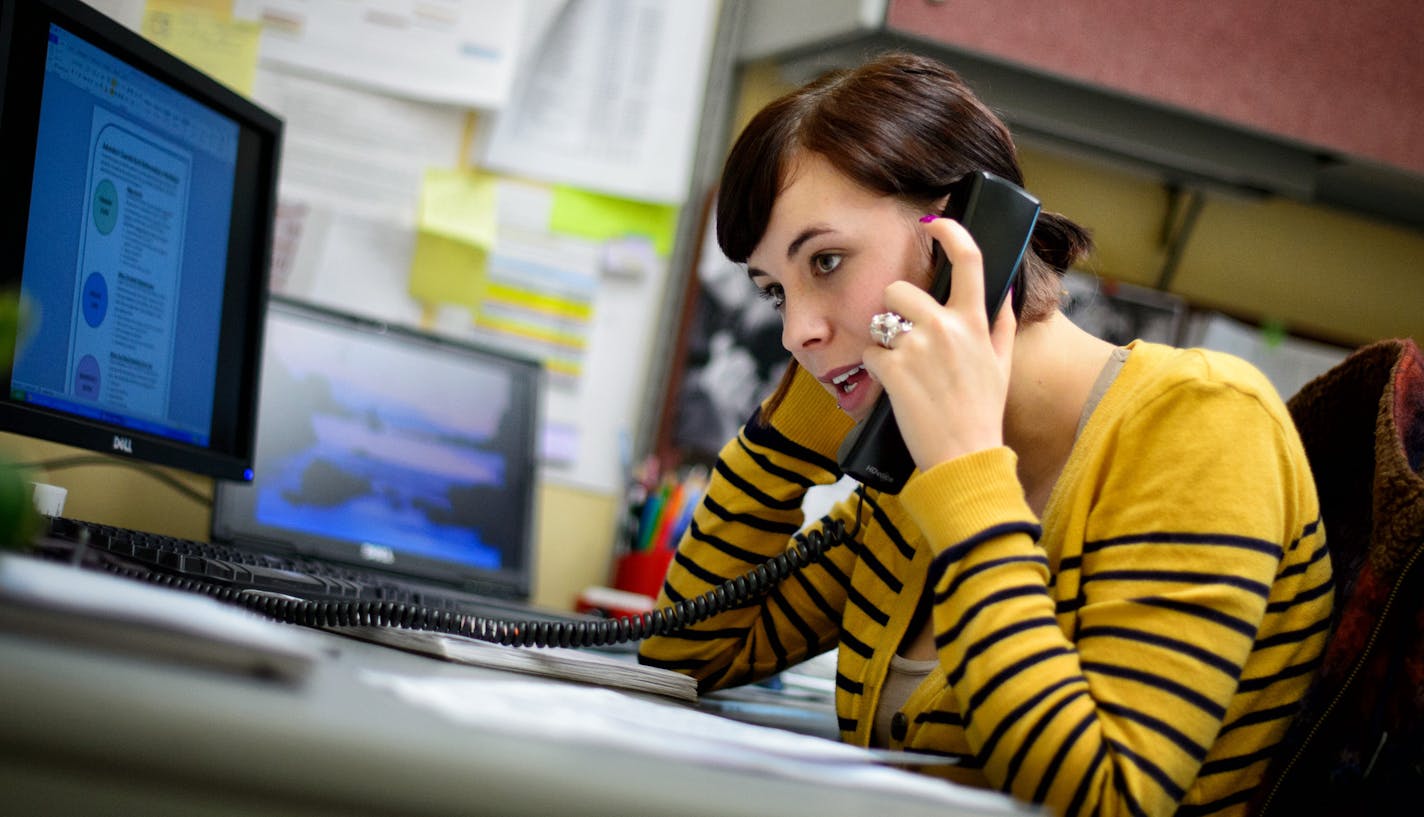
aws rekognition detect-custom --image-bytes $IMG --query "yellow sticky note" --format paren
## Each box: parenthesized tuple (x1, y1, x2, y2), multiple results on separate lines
(420, 168, 499, 249)
(141, 5, 260, 97)
(548, 187, 680, 256)
(408, 231, 487, 312)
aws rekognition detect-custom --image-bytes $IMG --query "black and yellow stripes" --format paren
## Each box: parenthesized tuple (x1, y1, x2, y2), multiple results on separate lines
(641, 389, 862, 686)
(640, 342, 1331, 817)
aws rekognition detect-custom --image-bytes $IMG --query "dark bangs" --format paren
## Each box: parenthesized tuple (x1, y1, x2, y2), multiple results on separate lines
(715, 54, 1023, 264)
(714, 80, 828, 264)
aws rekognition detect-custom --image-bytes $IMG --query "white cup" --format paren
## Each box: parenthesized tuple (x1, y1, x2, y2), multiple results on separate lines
(30, 482, 67, 517)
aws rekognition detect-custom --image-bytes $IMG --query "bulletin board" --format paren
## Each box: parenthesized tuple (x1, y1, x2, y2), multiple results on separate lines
(99, 0, 723, 495)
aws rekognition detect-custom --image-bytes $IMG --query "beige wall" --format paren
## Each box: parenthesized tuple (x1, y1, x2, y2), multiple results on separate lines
(1017, 148, 1424, 346)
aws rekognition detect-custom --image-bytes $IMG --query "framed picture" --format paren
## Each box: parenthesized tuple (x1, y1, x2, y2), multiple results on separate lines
(654, 191, 787, 467)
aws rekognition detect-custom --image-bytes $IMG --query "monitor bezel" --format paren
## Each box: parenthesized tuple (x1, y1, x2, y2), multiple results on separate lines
(0, 0, 280, 481)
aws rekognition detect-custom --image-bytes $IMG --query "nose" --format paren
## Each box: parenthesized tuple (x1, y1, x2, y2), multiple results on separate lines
(780, 292, 831, 353)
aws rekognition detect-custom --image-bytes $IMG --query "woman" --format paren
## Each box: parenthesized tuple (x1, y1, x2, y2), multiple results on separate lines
(639, 52, 1331, 817)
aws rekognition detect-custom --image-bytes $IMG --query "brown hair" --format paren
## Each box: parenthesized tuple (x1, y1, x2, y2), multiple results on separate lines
(716, 52, 1093, 419)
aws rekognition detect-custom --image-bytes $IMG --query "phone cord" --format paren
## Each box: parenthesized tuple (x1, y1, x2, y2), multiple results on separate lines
(103, 486, 866, 649)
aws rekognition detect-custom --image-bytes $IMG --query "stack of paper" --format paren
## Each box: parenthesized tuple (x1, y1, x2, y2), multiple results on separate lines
(331, 626, 698, 703)
(0, 553, 318, 684)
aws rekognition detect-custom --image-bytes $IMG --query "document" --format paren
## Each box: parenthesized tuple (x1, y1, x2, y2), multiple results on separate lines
(334, 626, 697, 703)
(72, 109, 190, 424)
(0, 554, 318, 683)
(233, 0, 525, 108)
(479, 0, 718, 203)
(362, 670, 1036, 816)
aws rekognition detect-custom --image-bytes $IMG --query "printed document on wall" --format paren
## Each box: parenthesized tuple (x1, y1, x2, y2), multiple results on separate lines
(232, 0, 524, 108)
(478, 0, 718, 204)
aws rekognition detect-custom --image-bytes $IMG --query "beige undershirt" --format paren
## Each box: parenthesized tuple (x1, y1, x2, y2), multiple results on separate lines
(869, 346, 1130, 747)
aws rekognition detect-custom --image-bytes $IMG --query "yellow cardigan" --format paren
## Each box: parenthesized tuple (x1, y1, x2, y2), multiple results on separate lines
(640, 341, 1332, 817)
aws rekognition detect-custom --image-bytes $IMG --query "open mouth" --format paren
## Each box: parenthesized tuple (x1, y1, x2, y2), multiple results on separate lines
(831, 365, 865, 394)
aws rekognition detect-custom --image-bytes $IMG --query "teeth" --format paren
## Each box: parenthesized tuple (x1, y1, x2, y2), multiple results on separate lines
(832, 365, 864, 392)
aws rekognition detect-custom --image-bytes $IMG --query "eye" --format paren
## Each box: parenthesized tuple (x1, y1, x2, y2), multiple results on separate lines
(755, 284, 785, 311)
(812, 253, 842, 275)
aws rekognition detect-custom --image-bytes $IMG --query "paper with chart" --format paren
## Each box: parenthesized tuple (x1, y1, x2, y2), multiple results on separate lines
(70, 108, 190, 425)
(479, 0, 718, 204)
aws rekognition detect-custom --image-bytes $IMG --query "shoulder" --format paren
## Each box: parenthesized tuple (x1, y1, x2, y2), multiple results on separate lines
(1118, 341, 1291, 422)
(1100, 341, 1306, 459)
(1123, 340, 1281, 401)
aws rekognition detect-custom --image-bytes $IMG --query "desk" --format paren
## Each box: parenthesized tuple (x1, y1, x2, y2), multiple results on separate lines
(0, 559, 1036, 817)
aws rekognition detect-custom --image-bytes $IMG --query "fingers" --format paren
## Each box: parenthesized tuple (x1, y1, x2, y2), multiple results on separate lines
(882, 214, 996, 335)
(880, 216, 988, 330)
(879, 279, 933, 321)
(988, 287, 1018, 363)
(924, 217, 985, 322)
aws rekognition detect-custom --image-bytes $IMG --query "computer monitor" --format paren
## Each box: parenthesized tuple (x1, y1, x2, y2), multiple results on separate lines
(212, 296, 546, 601)
(0, 0, 279, 481)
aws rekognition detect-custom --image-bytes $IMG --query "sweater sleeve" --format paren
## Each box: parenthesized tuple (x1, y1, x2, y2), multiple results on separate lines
(637, 365, 863, 691)
(898, 371, 1315, 817)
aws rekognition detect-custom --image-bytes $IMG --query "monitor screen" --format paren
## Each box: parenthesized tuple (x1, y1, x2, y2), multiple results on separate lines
(0, 0, 279, 481)
(212, 297, 545, 599)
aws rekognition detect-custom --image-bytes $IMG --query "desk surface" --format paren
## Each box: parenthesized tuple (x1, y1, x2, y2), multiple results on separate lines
(0, 559, 1036, 817)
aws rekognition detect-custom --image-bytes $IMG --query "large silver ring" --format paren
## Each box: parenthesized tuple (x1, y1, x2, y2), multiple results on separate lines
(870, 311, 913, 349)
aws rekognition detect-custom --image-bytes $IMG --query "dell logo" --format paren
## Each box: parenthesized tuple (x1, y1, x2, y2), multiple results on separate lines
(112, 435, 133, 454)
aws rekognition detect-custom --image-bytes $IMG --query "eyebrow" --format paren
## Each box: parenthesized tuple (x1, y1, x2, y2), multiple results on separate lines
(746, 226, 834, 281)
(786, 226, 832, 260)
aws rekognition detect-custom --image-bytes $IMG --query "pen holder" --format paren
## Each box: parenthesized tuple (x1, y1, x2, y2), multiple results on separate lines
(612, 548, 675, 600)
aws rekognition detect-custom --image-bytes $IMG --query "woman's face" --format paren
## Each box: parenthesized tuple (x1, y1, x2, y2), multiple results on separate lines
(747, 152, 931, 421)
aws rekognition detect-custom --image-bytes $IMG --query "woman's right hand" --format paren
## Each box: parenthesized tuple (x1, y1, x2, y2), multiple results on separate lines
(860, 216, 1017, 473)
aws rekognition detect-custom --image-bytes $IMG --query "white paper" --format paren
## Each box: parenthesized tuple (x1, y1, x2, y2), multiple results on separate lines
(335, 627, 697, 702)
(288, 208, 425, 327)
(250, 66, 468, 225)
(479, 0, 718, 204)
(82, 0, 145, 31)
(483, 179, 666, 493)
(0, 554, 318, 682)
(361, 671, 1030, 815)
(233, 0, 524, 108)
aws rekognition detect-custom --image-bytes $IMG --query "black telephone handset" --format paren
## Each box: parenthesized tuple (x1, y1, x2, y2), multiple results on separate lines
(836, 171, 1042, 494)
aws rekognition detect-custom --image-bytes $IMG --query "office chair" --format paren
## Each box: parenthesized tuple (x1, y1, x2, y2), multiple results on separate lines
(1251, 337, 1424, 817)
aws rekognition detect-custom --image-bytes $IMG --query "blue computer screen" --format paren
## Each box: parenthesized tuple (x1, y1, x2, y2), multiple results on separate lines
(10, 23, 239, 448)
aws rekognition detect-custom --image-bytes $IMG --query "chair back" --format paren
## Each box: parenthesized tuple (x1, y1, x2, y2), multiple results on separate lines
(1252, 338, 1424, 817)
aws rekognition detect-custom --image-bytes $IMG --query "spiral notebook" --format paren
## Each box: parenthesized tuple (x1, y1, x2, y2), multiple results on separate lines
(209, 295, 556, 619)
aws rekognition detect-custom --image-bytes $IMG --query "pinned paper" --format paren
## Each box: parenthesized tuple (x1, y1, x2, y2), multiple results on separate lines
(408, 231, 486, 312)
(601, 236, 657, 279)
(548, 187, 680, 257)
(141, 1, 261, 96)
(408, 169, 499, 310)
(419, 168, 499, 248)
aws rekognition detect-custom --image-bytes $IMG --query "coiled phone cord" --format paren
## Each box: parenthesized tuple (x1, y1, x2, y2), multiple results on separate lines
(102, 486, 866, 649)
